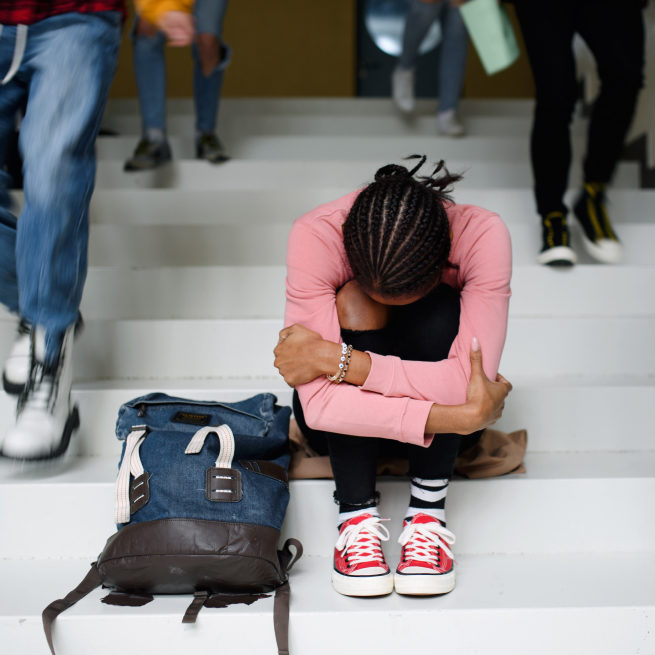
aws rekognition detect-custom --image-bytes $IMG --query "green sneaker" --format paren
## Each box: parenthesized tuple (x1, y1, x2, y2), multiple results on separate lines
(124, 138, 172, 172)
(573, 183, 623, 264)
(196, 133, 229, 164)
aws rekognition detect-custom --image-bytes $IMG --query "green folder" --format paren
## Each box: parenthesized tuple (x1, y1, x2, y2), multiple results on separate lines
(460, 0, 520, 75)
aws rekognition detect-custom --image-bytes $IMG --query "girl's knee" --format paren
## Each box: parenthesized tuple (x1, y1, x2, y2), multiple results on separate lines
(336, 281, 390, 331)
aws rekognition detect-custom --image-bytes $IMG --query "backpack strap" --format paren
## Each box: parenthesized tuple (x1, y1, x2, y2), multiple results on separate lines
(274, 538, 304, 655)
(182, 590, 210, 624)
(115, 426, 149, 524)
(42, 563, 102, 655)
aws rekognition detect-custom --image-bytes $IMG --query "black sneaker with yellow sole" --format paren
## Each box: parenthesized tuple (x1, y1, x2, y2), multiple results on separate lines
(537, 211, 577, 267)
(573, 183, 623, 264)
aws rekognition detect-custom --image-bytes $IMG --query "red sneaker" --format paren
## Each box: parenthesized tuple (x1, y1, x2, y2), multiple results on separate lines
(394, 513, 456, 595)
(332, 513, 394, 597)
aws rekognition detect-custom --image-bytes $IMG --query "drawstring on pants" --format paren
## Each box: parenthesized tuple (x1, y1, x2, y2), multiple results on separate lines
(0, 24, 28, 85)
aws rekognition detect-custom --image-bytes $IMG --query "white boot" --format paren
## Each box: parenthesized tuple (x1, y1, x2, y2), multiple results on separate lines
(2, 325, 79, 460)
(392, 66, 415, 113)
(2, 319, 31, 395)
(438, 109, 465, 137)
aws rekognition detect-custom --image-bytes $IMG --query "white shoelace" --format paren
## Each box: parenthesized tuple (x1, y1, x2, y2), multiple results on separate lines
(398, 521, 456, 563)
(335, 516, 390, 567)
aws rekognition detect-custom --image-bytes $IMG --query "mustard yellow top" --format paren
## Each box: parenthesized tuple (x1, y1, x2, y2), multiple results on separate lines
(135, 0, 193, 25)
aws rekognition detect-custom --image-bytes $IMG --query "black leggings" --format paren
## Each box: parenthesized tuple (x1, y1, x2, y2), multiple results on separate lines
(293, 284, 481, 507)
(513, 0, 644, 216)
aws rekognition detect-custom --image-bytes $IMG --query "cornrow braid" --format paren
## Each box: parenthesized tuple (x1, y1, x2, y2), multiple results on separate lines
(343, 156, 463, 298)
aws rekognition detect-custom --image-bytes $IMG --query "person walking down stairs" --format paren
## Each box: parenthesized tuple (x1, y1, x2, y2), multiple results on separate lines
(392, 0, 469, 136)
(0, 0, 192, 461)
(511, 0, 645, 267)
(274, 157, 512, 597)
(124, 0, 232, 171)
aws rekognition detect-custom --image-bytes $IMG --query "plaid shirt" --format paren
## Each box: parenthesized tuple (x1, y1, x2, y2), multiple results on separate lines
(0, 1, 125, 25)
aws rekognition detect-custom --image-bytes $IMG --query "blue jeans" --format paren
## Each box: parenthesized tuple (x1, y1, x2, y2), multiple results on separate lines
(0, 12, 121, 364)
(132, 0, 231, 137)
(398, 0, 468, 113)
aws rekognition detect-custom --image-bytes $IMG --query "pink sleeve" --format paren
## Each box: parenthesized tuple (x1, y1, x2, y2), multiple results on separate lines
(285, 217, 434, 446)
(360, 213, 512, 405)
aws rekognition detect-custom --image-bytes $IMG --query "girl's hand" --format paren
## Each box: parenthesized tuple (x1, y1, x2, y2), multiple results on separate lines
(464, 337, 512, 432)
(274, 324, 332, 387)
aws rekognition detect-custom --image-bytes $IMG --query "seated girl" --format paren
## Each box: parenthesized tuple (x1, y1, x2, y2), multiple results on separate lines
(274, 157, 512, 598)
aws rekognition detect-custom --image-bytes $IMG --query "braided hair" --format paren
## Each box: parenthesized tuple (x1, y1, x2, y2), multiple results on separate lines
(343, 155, 463, 299)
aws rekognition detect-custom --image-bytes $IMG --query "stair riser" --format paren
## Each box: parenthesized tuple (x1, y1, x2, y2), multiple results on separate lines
(3, 606, 652, 655)
(79, 223, 655, 266)
(15, 189, 653, 226)
(1, 477, 652, 559)
(69, 267, 655, 320)
(0, 317, 652, 380)
(0, 383, 651, 456)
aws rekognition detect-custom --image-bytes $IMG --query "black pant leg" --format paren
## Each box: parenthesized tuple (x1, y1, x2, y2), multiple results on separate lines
(574, 1, 645, 184)
(293, 328, 396, 506)
(513, 1, 578, 216)
(293, 284, 479, 502)
(391, 284, 482, 480)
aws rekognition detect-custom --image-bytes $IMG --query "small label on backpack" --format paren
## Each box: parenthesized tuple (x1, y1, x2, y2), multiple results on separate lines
(172, 411, 212, 426)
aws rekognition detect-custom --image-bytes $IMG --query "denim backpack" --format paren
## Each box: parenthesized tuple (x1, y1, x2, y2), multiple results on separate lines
(43, 393, 302, 655)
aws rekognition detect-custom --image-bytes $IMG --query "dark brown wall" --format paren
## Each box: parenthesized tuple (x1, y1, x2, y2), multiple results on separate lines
(110, 1, 533, 99)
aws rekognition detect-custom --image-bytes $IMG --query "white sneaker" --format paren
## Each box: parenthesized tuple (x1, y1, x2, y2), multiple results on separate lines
(392, 66, 415, 114)
(438, 109, 465, 137)
(2, 325, 79, 460)
(2, 319, 31, 395)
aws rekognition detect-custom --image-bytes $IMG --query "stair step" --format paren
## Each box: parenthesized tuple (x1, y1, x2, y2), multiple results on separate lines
(44, 265, 651, 321)
(0, 553, 655, 655)
(0, 453, 653, 559)
(91, 160, 641, 190)
(77, 223, 655, 266)
(14, 188, 653, 226)
(0, 376, 651, 456)
(2, 552, 653, 655)
(0, 317, 652, 381)
(98, 134, 586, 162)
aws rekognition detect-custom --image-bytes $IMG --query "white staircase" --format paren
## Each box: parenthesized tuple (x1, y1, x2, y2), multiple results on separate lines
(1, 98, 653, 655)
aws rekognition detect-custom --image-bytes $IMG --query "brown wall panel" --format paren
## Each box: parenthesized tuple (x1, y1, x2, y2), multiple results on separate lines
(110, 1, 533, 99)
(110, 1, 357, 98)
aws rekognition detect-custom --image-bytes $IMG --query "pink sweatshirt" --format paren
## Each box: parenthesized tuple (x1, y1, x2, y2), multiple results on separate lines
(284, 189, 512, 447)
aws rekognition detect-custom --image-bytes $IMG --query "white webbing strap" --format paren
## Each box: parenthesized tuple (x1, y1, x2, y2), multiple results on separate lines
(185, 424, 235, 468)
(1, 24, 28, 86)
(114, 427, 148, 524)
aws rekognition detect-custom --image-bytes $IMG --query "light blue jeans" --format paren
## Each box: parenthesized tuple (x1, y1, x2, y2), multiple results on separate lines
(0, 11, 121, 364)
(132, 0, 231, 137)
(398, 0, 468, 113)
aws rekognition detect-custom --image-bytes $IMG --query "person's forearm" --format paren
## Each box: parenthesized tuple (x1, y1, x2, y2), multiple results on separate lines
(318, 340, 372, 386)
(425, 403, 476, 436)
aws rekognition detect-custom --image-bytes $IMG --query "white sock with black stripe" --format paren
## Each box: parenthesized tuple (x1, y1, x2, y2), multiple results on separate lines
(405, 477, 450, 524)
(338, 505, 380, 527)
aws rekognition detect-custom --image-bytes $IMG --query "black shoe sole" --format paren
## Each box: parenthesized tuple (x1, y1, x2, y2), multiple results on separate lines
(123, 158, 171, 172)
(2, 373, 25, 396)
(1, 405, 80, 461)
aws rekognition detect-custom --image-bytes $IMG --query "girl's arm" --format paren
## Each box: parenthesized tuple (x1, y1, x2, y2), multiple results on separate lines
(281, 215, 511, 445)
